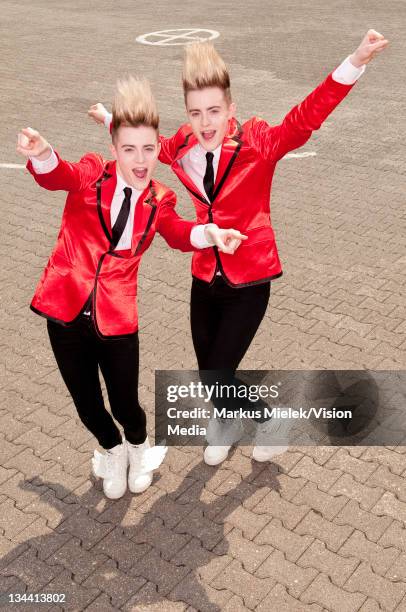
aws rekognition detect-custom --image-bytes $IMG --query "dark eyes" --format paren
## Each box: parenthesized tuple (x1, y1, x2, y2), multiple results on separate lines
(190, 110, 219, 117)
(123, 147, 154, 152)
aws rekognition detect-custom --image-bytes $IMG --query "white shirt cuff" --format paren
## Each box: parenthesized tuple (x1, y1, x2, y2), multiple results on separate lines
(104, 112, 113, 129)
(190, 224, 215, 248)
(332, 55, 366, 85)
(29, 148, 59, 174)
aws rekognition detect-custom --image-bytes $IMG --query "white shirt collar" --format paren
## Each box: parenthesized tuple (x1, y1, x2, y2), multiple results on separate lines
(115, 172, 142, 198)
(189, 143, 222, 164)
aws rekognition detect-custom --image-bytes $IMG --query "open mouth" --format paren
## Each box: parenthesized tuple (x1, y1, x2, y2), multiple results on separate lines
(201, 130, 216, 142)
(132, 168, 148, 180)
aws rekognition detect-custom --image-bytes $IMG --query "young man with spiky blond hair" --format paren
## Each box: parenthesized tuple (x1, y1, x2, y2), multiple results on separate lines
(17, 77, 245, 499)
(90, 29, 388, 466)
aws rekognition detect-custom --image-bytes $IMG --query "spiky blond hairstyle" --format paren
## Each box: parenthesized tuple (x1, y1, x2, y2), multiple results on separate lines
(111, 76, 159, 140)
(182, 42, 232, 103)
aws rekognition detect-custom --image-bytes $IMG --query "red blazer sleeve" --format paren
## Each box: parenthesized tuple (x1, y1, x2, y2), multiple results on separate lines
(158, 134, 178, 165)
(26, 152, 105, 192)
(156, 189, 198, 253)
(247, 73, 355, 162)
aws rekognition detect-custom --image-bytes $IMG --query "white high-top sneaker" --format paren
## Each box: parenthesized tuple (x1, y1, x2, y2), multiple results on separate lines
(204, 418, 244, 466)
(252, 418, 288, 462)
(91, 441, 128, 499)
(127, 437, 168, 494)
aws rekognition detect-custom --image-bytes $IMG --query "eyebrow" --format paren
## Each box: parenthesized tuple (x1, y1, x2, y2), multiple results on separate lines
(120, 144, 156, 148)
(188, 105, 221, 113)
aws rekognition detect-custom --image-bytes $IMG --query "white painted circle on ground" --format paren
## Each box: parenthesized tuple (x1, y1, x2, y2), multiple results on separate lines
(136, 28, 220, 46)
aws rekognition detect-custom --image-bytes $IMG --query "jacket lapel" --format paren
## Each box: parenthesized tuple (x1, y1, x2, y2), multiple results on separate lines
(96, 166, 158, 256)
(171, 131, 208, 204)
(212, 119, 243, 201)
(96, 161, 117, 244)
(132, 182, 158, 255)
(170, 119, 243, 205)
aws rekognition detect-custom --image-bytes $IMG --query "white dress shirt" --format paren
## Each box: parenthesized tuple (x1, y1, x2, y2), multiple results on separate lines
(110, 174, 142, 250)
(177, 144, 222, 202)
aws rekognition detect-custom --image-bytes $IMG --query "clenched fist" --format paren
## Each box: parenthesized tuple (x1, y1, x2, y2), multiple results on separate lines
(88, 103, 109, 125)
(350, 29, 389, 67)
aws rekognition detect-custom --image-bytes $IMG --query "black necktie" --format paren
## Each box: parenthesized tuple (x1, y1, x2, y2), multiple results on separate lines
(111, 186, 132, 248)
(203, 152, 215, 202)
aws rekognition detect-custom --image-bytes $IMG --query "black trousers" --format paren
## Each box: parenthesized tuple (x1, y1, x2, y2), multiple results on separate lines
(191, 276, 271, 421)
(191, 276, 271, 370)
(47, 316, 147, 449)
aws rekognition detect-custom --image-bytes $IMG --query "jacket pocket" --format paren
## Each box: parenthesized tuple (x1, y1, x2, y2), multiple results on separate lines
(240, 225, 275, 247)
(117, 281, 137, 297)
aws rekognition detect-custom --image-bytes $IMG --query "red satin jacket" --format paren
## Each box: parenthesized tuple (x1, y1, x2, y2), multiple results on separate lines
(27, 153, 197, 336)
(159, 72, 355, 286)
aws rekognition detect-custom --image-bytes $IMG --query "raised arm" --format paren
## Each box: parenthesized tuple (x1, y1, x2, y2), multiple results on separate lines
(248, 29, 388, 162)
(17, 127, 103, 191)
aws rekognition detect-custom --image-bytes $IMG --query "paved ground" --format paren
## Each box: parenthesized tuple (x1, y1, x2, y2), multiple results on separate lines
(1, 0, 405, 610)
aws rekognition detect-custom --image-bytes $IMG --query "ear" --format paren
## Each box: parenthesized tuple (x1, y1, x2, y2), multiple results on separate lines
(228, 102, 236, 118)
(157, 140, 161, 156)
(110, 142, 117, 160)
